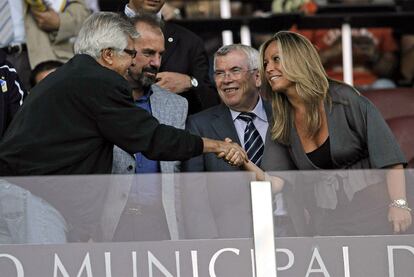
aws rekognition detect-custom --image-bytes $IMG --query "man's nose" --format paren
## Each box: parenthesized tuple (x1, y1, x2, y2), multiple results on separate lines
(150, 56, 161, 68)
(130, 58, 136, 67)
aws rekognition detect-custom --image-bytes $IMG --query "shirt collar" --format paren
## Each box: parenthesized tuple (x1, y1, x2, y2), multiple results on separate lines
(229, 97, 268, 122)
(124, 4, 136, 17)
(124, 4, 163, 18)
(135, 87, 153, 103)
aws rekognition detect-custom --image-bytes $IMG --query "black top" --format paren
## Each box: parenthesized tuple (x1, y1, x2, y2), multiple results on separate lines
(0, 54, 203, 176)
(306, 137, 334, 169)
(161, 21, 219, 114)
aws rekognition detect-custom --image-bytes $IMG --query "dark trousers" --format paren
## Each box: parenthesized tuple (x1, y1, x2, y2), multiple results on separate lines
(6, 50, 31, 90)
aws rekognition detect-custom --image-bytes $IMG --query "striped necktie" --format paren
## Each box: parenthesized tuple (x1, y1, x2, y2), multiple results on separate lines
(0, 0, 13, 47)
(238, 112, 264, 166)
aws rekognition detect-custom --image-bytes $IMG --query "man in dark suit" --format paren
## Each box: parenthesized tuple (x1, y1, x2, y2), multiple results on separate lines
(0, 12, 246, 177)
(182, 44, 274, 172)
(181, 44, 304, 237)
(124, 0, 219, 114)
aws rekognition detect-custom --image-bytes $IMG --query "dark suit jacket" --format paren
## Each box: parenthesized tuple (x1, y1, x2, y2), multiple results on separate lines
(182, 102, 274, 172)
(161, 22, 219, 115)
(0, 54, 203, 176)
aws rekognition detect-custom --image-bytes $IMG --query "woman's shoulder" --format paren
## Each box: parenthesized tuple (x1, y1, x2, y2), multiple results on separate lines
(328, 80, 369, 106)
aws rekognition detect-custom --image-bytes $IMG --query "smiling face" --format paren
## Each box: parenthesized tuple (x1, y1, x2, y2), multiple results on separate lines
(129, 0, 165, 13)
(263, 41, 295, 95)
(128, 22, 164, 88)
(108, 37, 136, 79)
(214, 50, 260, 112)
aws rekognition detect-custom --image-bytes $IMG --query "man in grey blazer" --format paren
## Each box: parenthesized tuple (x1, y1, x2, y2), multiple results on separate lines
(107, 14, 189, 242)
(181, 44, 305, 237)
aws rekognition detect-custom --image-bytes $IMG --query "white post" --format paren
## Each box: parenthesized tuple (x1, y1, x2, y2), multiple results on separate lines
(342, 23, 354, 86)
(240, 25, 252, 46)
(251, 181, 277, 277)
(220, 0, 233, 45)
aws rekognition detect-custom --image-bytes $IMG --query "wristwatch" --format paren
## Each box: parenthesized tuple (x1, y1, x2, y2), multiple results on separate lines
(389, 198, 412, 211)
(190, 76, 199, 88)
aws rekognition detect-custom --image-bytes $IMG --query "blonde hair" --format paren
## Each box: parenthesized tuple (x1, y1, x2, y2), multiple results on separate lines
(259, 31, 329, 145)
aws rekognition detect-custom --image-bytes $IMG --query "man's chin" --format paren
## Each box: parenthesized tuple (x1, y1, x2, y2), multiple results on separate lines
(141, 77, 155, 88)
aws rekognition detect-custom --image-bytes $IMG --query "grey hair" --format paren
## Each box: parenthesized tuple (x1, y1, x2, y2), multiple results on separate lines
(74, 12, 140, 59)
(214, 44, 259, 70)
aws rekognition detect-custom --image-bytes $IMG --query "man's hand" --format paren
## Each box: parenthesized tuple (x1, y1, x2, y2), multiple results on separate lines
(217, 137, 247, 167)
(202, 137, 247, 167)
(156, 72, 192, 93)
(31, 8, 60, 32)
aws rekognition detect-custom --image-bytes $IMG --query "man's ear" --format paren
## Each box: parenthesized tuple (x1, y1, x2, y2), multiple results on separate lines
(254, 70, 261, 88)
(101, 48, 114, 65)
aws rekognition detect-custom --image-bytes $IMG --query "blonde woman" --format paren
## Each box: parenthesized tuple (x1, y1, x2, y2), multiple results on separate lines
(245, 31, 412, 235)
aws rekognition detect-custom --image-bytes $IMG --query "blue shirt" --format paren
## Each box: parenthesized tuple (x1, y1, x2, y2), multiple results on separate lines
(131, 89, 161, 200)
(134, 90, 160, 174)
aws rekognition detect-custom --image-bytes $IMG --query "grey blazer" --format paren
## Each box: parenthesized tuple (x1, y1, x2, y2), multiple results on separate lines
(102, 85, 188, 241)
(289, 81, 406, 210)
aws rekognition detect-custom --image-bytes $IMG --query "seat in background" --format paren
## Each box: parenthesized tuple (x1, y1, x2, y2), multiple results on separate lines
(362, 88, 414, 120)
(386, 115, 414, 168)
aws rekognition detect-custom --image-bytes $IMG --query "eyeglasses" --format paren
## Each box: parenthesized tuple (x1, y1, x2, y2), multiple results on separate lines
(123, 48, 137, 58)
(214, 67, 257, 80)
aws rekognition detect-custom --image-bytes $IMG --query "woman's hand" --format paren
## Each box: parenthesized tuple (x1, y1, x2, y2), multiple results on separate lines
(386, 164, 412, 233)
(243, 160, 285, 194)
(388, 206, 412, 233)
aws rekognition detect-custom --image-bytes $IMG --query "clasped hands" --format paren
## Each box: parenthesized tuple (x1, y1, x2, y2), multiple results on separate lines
(216, 138, 247, 167)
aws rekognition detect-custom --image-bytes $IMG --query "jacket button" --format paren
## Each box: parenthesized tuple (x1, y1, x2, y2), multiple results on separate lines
(127, 165, 133, 171)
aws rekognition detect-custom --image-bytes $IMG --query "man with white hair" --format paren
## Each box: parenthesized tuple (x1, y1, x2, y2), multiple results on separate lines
(0, 12, 246, 176)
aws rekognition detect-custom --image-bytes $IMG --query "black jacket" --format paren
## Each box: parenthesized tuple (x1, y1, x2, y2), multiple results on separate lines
(161, 21, 219, 114)
(0, 54, 202, 176)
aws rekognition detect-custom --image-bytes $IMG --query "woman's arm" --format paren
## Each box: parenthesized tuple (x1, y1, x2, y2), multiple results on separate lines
(243, 160, 285, 194)
(386, 164, 412, 233)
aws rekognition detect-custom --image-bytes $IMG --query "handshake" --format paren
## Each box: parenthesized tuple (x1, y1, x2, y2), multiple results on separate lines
(202, 137, 248, 167)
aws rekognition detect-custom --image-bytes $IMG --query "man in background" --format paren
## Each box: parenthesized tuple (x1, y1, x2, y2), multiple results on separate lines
(0, 0, 90, 89)
(124, 0, 219, 114)
(29, 60, 64, 88)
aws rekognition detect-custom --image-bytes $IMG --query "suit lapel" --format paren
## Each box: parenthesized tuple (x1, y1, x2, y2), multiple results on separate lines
(211, 104, 241, 144)
(263, 100, 273, 120)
